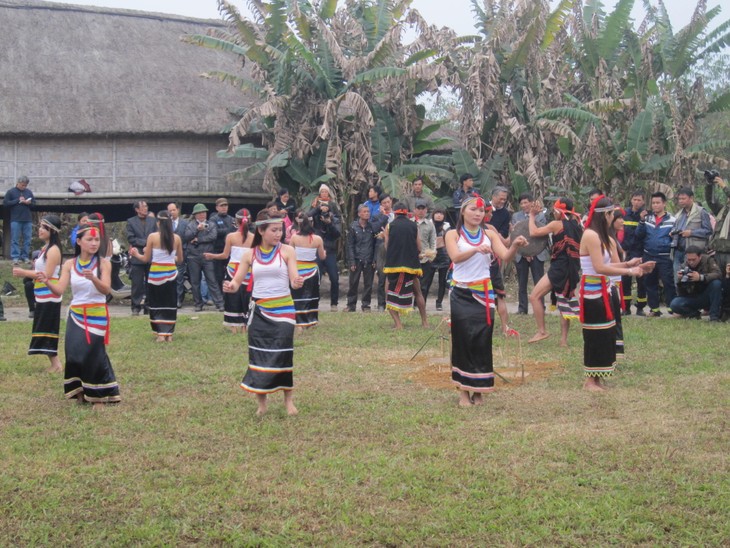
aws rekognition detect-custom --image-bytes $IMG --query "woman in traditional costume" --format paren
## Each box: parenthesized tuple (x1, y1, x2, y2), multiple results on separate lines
(445, 196, 527, 407)
(383, 203, 428, 329)
(579, 196, 653, 391)
(224, 211, 304, 416)
(205, 209, 254, 334)
(12, 215, 63, 372)
(129, 211, 183, 342)
(526, 198, 584, 346)
(45, 223, 121, 406)
(609, 207, 628, 360)
(289, 213, 326, 332)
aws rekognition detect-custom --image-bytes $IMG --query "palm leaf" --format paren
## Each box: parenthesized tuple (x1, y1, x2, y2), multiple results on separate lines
(319, 0, 338, 19)
(542, 0, 576, 49)
(627, 108, 653, 156)
(537, 107, 601, 124)
(404, 49, 438, 66)
(451, 148, 479, 178)
(202, 71, 265, 95)
(284, 33, 337, 98)
(598, 0, 635, 61)
(182, 34, 249, 57)
(393, 164, 454, 179)
(285, 158, 312, 185)
(707, 91, 730, 113)
(412, 138, 453, 155)
(308, 143, 329, 180)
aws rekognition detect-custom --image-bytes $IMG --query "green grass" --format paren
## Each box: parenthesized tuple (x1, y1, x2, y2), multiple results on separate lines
(1, 308, 728, 545)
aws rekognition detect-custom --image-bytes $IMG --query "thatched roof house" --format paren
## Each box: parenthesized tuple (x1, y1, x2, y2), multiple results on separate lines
(0, 0, 266, 229)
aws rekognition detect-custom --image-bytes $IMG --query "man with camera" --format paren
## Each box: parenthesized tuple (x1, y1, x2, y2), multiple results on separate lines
(308, 200, 342, 311)
(669, 245, 723, 322)
(704, 171, 730, 273)
(671, 187, 713, 276)
(184, 203, 224, 312)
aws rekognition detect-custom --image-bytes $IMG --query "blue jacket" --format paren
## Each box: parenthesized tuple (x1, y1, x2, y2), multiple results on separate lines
(636, 212, 675, 257)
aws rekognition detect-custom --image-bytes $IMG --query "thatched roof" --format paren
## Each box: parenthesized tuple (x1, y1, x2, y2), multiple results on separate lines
(0, 0, 256, 136)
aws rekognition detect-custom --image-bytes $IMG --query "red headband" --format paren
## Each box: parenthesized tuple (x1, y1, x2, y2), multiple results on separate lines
(394, 208, 409, 216)
(584, 195, 607, 228)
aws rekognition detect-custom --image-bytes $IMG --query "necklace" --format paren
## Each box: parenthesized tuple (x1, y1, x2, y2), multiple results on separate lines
(460, 226, 483, 246)
(74, 255, 97, 275)
(256, 244, 279, 264)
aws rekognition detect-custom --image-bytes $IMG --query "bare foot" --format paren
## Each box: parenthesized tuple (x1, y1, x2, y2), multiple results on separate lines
(471, 393, 484, 406)
(255, 406, 267, 416)
(583, 378, 606, 392)
(92, 402, 104, 411)
(421, 322, 429, 328)
(255, 394, 268, 416)
(155, 336, 165, 343)
(286, 404, 299, 416)
(528, 332, 550, 344)
(559, 340, 569, 348)
(230, 327, 238, 335)
(47, 359, 62, 373)
(458, 391, 473, 407)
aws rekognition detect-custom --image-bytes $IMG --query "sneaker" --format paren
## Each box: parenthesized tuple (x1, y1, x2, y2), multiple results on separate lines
(648, 310, 662, 317)
(635, 308, 646, 317)
(435, 303, 443, 311)
(330, 304, 338, 312)
(346, 307, 356, 312)
(12, 260, 19, 265)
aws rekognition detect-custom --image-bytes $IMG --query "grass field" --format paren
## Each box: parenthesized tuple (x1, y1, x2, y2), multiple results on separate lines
(0, 300, 728, 545)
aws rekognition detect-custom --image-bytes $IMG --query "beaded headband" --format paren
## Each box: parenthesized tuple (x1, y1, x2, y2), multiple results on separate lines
(40, 219, 60, 232)
(461, 195, 491, 211)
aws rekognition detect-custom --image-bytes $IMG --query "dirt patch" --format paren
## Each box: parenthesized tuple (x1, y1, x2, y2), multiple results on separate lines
(402, 353, 564, 390)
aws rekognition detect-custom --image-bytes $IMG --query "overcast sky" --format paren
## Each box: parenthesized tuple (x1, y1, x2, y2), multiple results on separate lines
(50, 0, 722, 35)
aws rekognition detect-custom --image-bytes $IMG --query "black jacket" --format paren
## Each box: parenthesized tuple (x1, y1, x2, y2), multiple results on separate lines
(126, 215, 157, 265)
(308, 207, 342, 253)
(622, 207, 644, 258)
(347, 221, 376, 266)
(676, 255, 721, 297)
(209, 213, 235, 253)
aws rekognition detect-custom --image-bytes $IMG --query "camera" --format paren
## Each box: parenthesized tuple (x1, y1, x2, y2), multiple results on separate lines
(197, 221, 209, 230)
(670, 228, 682, 237)
(704, 169, 720, 184)
(677, 267, 693, 284)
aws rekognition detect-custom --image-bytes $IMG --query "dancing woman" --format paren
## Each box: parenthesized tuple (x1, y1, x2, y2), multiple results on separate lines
(289, 214, 326, 331)
(45, 223, 121, 406)
(609, 208, 627, 359)
(445, 196, 527, 407)
(224, 211, 304, 416)
(580, 197, 654, 391)
(205, 209, 254, 334)
(12, 215, 64, 372)
(129, 211, 183, 342)
(527, 198, 583, 346)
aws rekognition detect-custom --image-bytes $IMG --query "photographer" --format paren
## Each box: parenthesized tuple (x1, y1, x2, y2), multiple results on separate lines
(308, 200, 342, 311)
(671, 187, 713, 276)
(669, 245, 722, 322)
(705, 171, 730, 273)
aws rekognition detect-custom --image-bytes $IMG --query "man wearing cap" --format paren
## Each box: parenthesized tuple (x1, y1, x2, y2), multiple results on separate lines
(414, 199, 437, 301)
(404, 178, 434, 215)
(126, 200, 157, 315)
(452, 174, 478, 209)
(3, 175, 35, 264)
(208, 197, 236, 291)
(184, 203, 224, 312)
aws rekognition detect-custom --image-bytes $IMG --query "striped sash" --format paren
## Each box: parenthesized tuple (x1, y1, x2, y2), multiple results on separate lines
(255, 294, 296, 324)
(70, 303, 110, 344)
(149, 263, 177, 285)
(296, 260, 318, 280)
(34, 278, 62, 303)
(580, 274, 614, 324)
(453, 277, 494, 326)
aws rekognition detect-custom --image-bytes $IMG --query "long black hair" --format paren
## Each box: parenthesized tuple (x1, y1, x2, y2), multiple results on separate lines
(156, 210, 175, 254)
(297, 211, 315, 236)
(586, 197, 615, 253)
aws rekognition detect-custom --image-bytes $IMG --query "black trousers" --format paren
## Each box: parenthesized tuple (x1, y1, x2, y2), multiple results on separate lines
(129, 263, 150, 311)
(516, 257, 545, 313)
(187, 255, 223, 308)
(347, 262, 374, 310)
(422, 263, 449, 306)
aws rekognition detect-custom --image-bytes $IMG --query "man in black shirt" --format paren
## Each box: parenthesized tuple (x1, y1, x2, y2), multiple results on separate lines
(346, 205, 376, 312)
(208, 197, 236, 290)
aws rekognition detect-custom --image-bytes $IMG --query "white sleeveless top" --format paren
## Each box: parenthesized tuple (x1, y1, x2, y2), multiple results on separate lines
(35, 247, 61, 279)
(580, 249, 610, 276)
(151, 248, 176, 264)
(295, 246, 318, 261)
(229, 246, 246, 264)
(251, 247, 290, 299)
(452, 229, 492, 286)
(70, 259, 107, 306)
